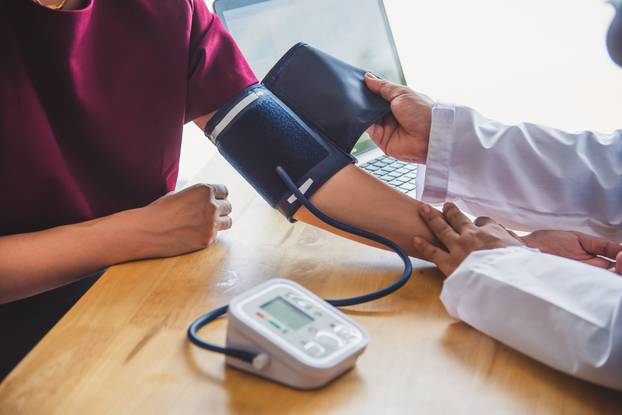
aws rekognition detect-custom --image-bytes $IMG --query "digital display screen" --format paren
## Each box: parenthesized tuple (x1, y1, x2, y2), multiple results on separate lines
(260, 297, 313, 330)
(222, 0, 405, 157)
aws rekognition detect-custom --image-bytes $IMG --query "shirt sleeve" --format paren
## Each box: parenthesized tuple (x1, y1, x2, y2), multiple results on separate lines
(184, 0, 258, 123)
(441, 246, 622, 391)
(421, 104, 622, 239)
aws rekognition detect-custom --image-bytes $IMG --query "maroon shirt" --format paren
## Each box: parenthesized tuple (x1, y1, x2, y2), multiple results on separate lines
(0, 0, 257, 236)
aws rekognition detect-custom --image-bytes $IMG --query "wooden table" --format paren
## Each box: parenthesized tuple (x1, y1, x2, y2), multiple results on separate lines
(1, 156, 621, 414)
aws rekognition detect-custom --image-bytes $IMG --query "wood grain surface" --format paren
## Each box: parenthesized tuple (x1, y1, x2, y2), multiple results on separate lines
(1, 157, 621, 415)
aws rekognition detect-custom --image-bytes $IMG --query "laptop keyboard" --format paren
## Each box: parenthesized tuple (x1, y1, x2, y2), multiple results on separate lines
(360, 155, 418, 196)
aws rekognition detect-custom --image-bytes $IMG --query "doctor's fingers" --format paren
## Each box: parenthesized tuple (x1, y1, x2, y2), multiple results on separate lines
(414, 237, 452, 274)
(583, 256, 616, 270)
(474, 216, 496, 227)
(577, 233, 622, 260)
(475, 217, 521, 241)
(442, 203, 474, 234)
(367, 115, 397, 151)
(419, 204, 459, 246)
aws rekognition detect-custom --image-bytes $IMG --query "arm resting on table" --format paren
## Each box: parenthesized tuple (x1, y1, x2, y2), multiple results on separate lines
(441, 246, 622, 391)
(0, 209, 151, 304)
(0, 179, 231, 303)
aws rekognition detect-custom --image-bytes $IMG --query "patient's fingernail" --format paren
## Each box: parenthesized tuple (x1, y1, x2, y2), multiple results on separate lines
(366, 72, 379, 80)
(414, 237, 423, 246)
(422, 205, 431, 215)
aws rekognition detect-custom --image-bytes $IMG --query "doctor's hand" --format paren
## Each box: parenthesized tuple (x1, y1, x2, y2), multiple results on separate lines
(521, 230, 622, 273)
(364, 73, 433, 164)
(414, 203, 523, 276)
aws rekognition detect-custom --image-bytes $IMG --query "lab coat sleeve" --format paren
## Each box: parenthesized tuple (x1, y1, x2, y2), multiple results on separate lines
(421, 104, 622, 239)
(441, 246, 622, 391)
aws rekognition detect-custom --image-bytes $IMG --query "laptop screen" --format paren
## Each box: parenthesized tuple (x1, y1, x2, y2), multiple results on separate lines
(219, 0, 405, 156)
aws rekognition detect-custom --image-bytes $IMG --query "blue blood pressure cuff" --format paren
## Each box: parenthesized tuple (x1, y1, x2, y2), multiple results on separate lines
(262, 43, 390, 153)
(205, 84, 353, 220)
(204, 43, 390, 221)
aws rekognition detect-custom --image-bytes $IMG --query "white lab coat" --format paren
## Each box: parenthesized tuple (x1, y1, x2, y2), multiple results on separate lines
(421, 103, 622, 390)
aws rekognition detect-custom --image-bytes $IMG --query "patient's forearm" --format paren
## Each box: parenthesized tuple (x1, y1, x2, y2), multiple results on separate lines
(197, 111, 438, 256)
(293, 164, 439, 257)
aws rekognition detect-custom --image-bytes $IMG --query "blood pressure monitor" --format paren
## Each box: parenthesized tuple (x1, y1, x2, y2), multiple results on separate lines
(187, 164, 411, 390)
(226, 279, 368, 389)
(187, 133, 411, 390)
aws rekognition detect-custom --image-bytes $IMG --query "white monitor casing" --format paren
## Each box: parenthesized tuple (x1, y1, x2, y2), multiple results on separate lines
(226, 279, 368, 389)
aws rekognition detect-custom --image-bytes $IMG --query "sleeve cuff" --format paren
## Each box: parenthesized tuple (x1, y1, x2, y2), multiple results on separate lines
(439, 246, 539, 318)
(421, 103, 456, 203)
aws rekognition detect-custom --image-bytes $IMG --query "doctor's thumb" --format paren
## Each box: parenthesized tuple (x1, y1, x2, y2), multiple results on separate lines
(365, 72, 383, 92)
(365, 73, 414, 104)
(365, 73, 402, 101)
(616, 251, 622, 275)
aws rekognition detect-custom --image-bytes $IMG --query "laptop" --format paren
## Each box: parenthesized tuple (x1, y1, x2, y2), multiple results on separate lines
(214, 0, 420, 198)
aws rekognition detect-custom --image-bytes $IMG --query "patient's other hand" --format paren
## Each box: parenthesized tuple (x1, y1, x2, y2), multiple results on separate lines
(364, 73, 433, 164)
(521, 230, 622, 272)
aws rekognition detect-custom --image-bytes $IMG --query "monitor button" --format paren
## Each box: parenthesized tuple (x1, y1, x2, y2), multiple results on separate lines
(333, 325, 358, 341)
(303, 341, 325, 357)
(316, 331, 344, 349)
(295, 299, 309, 308)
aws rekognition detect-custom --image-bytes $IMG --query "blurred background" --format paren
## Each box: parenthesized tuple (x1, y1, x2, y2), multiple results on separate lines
(177, 0, 622, 188)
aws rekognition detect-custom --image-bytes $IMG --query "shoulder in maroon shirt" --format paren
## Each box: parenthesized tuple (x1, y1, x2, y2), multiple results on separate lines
(0, 0, 257, 236)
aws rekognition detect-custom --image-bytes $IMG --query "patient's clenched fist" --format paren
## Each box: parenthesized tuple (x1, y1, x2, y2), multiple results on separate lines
(137, 183, 233, 258)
